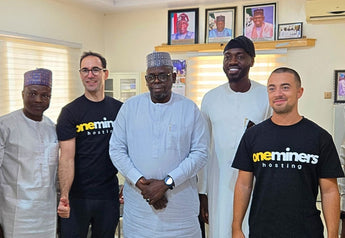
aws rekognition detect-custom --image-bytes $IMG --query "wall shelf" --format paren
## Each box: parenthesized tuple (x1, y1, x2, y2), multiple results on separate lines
(154, 38, 316, 53)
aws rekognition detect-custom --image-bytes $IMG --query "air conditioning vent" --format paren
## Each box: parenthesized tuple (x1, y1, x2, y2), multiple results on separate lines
(306, 0, 345, 21)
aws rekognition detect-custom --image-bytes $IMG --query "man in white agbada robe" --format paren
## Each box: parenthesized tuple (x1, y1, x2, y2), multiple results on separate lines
(109, 52, 209, 238)
(198, 36, 272, 237)
(0, 68, 58, 238)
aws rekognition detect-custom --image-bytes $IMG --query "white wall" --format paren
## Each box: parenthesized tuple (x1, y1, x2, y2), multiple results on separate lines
(0, 0, 344, 134)
(0, 0, 107, 105)
(0, 0, 105, 54)
(104, 0, 345, 135)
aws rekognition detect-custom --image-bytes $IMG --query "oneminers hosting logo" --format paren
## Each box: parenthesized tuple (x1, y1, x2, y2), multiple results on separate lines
(76, 117, 114, 136)
(252, 147, 319, 170)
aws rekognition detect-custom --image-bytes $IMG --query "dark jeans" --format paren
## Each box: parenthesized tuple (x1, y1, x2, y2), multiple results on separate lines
(60, 198, 119, 238)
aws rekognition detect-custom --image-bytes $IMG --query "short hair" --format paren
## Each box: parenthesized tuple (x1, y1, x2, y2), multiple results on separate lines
(271, 67, 301, 87)
(80, 51, 107, 69)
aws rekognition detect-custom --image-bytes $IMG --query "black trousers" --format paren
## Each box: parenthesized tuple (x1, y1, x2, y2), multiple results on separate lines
(60, 198, 119, 238)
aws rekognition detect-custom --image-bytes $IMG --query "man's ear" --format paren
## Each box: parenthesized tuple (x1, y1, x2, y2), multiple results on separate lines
(250, 57, 255, 67)
(104, 69, 109, 80)
(172, 72, 177, 83)
(297, 87, 304, 99)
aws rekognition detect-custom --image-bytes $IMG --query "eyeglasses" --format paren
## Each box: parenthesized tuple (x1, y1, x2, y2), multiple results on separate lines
(79, 67, 106, 76)
(145, 73, 172, 83)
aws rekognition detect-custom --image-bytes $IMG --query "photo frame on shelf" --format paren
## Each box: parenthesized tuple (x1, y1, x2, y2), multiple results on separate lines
(243, 3, 276, 42)
(277, 22, 303, 40)
(172, 59, 187, 96)
(168, 8, 199, 45)
(205, 7, 236, 43)
(334, 70, 345, 103)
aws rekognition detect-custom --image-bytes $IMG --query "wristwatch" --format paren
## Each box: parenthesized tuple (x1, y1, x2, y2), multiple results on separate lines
(164, 175, 175, 190)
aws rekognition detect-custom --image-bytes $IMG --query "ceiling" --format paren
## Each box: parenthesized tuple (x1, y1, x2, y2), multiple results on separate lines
(54, 0, 246, 14)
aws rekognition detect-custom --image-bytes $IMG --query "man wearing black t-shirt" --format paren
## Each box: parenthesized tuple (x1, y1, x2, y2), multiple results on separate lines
(232, 67, 344, 238)
(56, 52, 122, 237)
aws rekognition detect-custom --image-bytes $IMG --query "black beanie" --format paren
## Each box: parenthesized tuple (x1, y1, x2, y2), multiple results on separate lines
(223, 35, 256, 57)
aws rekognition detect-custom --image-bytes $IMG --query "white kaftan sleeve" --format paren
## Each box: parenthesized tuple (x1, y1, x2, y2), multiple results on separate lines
(168, 105, 209, 187)
(109, 104, 143, 185)
(0, 122, 7, 168)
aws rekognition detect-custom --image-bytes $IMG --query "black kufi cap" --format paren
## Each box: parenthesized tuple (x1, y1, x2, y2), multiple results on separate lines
(223, 36, 256, 57)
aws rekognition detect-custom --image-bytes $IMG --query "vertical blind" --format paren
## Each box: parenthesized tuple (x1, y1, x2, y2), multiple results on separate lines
(0, 36, 81, 122)
(184, 52, 287, 107)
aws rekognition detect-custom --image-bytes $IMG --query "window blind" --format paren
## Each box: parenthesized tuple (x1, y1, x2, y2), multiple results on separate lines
(184, 53, 287, 107)
(0, 36, 81, 122)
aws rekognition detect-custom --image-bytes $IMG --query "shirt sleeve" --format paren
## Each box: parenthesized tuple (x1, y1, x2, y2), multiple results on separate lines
(168, 104, 210, 188)
(56, 106, 77, 141)
(109, 104, 143, 185)
(318, 130, 344, 178)
(0, 122, 6, 168)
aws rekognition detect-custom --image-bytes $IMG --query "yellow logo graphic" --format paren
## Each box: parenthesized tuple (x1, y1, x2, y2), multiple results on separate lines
(253, 147, 318, 164)
(76, 117, 113, 133)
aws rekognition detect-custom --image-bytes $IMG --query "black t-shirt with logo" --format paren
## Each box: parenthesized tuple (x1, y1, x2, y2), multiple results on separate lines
(56, 95, 122, 200)
(232, 117, 344, 238)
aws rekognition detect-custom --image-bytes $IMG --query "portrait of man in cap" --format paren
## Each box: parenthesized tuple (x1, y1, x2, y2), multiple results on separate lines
(169, 10, 197, 45)
(338, 73, 345, 97)
(206, 8, 236, 43)
(209, 15, 232, 39)
(244, 4, 275, 41)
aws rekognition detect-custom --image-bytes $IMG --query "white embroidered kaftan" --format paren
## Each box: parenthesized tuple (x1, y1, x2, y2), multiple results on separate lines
(0, 110, 58, 238)
(199, 81, 271, 238)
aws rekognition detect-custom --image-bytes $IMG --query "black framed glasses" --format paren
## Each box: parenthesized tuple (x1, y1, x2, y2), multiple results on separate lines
(145, 73, 172, 83)
(79, 67, 106, 76)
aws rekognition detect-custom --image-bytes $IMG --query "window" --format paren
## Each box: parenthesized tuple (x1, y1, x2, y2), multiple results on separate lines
(0, 34, 81, 122)
(182, 52, 287, 107)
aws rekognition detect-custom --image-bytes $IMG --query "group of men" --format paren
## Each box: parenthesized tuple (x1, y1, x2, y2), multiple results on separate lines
(0, 35, 344, 238)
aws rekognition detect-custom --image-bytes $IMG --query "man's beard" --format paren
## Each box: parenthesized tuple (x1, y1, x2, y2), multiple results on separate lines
(223, 67, 248, 83)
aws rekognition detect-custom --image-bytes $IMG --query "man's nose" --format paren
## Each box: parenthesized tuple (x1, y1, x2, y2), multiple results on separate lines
(229, 57, 238, 64)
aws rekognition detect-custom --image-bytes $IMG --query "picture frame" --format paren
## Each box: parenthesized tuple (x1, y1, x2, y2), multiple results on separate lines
(277, 22, 303, 40)
(334, 70, 345, 103)
(168, 8, 199, 45)
(205, 7, 236, 43)
(243, 3, 276, 42)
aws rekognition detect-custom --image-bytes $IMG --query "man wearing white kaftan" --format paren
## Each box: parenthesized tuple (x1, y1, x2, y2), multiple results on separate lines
(110, 92, 208, 238)
(198, 36, 271, 238)
(109, 51, 209, 238)
(0, 68, 58, 238)
(200, 81, 271, 237)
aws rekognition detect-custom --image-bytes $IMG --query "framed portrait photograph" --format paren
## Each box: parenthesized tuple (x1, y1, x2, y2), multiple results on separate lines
(334, 70, 345, 103)
(168, 8, 199, 45)
(205, 7, 236, 43)
(243, 3, 276, 41)
(278, 22, 303, 40)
